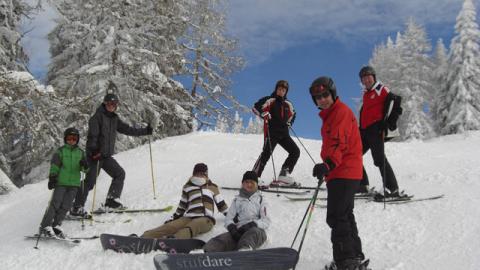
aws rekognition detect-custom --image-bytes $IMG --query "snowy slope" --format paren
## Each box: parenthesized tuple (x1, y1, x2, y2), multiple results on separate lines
(1, 131, 480, 270)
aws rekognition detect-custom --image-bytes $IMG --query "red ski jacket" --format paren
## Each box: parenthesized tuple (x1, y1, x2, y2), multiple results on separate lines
(360, 82, 389, 129)
(319, 98, 363, 181)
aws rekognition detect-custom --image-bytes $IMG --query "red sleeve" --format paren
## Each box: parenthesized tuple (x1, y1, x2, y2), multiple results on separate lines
(322, 107, 354, 168)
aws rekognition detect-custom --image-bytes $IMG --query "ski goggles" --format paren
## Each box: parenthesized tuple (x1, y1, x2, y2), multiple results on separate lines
(66, 135, 78, 142)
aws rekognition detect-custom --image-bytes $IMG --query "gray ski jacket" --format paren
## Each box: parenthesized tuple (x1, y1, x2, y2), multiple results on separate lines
(224, 190, 270, 230)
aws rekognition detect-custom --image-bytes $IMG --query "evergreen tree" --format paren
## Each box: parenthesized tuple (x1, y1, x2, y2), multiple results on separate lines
(47, 0, 194, 153)
(0, 0, 32, 71)
(394, 18, 435, 139)
(442, 0, 480, 134)
(231, 111, 243, 134)
(431, 39, 449, 133)
(214, 115, 228, 132)
(180, 0, 246, 129)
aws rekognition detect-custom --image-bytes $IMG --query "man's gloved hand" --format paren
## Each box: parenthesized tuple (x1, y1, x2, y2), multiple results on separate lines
(238, 221, 257, 234)
(261, 112, 271, 121)
(91, 151, 102, 161)
(48, 175, 58, 190)
(146, 123, 153, 135)
(227, 224, 242, 241)
(312, 163, 329, 180)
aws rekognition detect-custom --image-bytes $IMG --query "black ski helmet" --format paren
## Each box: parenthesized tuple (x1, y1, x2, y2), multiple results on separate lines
(275, 80, 289, 91)
(309, 76, 337, 108)
(64, 127, 80, 145)
(103, 93, 119, 103)
(359, 66, 376, 81)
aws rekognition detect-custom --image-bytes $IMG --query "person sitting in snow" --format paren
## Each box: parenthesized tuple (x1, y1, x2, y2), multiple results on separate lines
(141, 163, 228, 239)
(203, 170, 269, 252)
(39, 127, 89, 238)
(252, 80, 300, 187)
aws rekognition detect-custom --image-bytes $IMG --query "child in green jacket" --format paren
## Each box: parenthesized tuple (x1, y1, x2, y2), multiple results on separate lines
(39, 127, 88, 238)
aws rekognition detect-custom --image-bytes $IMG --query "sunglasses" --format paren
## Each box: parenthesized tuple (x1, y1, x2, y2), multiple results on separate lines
(105, 101, 118, 107)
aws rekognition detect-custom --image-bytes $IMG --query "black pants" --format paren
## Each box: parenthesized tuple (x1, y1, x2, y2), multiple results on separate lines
(73, 156, 125, 208)
(326, 179, 363, 262)
(252, 132, 300, 177)
(360, 122, 398, 192)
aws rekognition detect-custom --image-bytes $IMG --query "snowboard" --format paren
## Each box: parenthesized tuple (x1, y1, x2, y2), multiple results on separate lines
(153, 247, 299, 270)
(100, 233, 206, 254)
(93, 205, 173, 215)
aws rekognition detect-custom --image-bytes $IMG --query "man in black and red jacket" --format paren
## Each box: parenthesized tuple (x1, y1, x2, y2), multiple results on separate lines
(358, 66, 405, 199)
(251, 80, 300, 186)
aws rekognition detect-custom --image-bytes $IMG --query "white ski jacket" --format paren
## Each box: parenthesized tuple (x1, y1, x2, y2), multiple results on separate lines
(224, 190, 270, 230)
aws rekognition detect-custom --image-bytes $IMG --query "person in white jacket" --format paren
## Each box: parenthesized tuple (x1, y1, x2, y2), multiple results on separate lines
(203, 171, 270, 252)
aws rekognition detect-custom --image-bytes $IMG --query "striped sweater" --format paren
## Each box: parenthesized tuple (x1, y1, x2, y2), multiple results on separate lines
(172, 178, 228, 224)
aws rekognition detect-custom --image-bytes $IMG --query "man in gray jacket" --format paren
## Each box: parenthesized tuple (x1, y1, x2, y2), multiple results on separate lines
(71, 93, 152, 216)
(203, 171, 270, 252)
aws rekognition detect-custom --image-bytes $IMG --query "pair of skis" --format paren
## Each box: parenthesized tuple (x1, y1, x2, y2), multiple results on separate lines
(221, 183, 324, 195)
(25, 234, 99, 244)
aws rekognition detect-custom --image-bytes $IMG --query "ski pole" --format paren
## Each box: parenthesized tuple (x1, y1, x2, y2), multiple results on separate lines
(35, 188, 56, 249)
(90, 160, 100, 226)
(289, 126, 316, 164)
(148, 136, 157, 200)
(292, 178, 324, 269)
(290, 196, 314, 248)
(80, 173, 85, 230)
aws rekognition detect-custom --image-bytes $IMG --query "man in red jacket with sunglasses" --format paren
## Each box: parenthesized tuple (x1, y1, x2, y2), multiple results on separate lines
(310, 76, 368, 270)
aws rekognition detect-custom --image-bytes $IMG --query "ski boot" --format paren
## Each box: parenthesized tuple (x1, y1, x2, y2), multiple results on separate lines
(40, 226, 56, 238)
(373, 189, 409, 202)
(104, 197, 127, 210)
(53, 225, 66, 239)
(69, 206, 92, 219)
(272, 168, 300, 187)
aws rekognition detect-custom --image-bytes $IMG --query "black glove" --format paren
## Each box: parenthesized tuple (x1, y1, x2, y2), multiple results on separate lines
(146, 124, 153, 135)
(312, 163, 329, 181)
(378, 121, 387, 132)
(238, 221, 257, 234)
(48, 175, 58, 190)
(227, 224, 242, 241)
(79, 159, 88, 168)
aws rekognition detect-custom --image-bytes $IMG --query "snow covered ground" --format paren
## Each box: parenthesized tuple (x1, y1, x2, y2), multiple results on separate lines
(1, 131, 480, 270)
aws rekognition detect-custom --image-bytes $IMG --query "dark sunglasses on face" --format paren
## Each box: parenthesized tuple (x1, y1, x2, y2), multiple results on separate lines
(313, 90, 331, 99)
(105, 101, 118, 107)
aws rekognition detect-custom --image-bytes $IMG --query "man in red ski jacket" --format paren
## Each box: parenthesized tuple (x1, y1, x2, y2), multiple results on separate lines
(309, 76, 367, 270)
(358, 66, 405, 199)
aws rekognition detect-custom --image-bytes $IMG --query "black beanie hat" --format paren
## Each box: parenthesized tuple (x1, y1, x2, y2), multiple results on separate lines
(242, 171, 258, 183)
(193, 163, 208, 176)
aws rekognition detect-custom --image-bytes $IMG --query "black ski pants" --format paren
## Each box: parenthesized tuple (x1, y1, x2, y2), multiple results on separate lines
(326, 179, 364, 263)
(252, 132, 300, 178)
(360, 122, 398, 192)
(73, 156, 125, 208)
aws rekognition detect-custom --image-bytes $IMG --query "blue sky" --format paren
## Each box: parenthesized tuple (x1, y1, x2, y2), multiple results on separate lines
(23, 0, 475, 139)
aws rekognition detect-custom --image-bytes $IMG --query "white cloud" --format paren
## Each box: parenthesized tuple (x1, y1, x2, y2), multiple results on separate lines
(227, 0, 470, 65)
